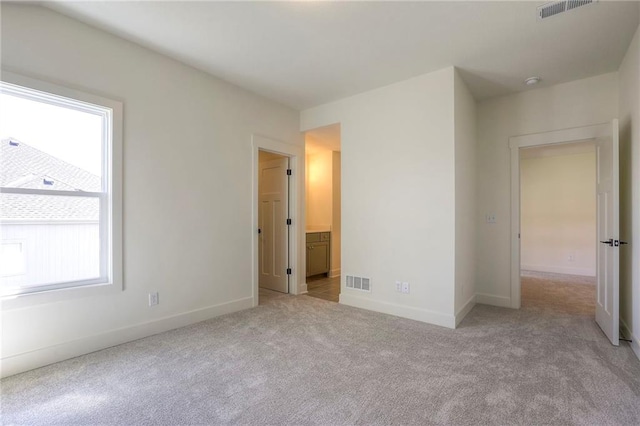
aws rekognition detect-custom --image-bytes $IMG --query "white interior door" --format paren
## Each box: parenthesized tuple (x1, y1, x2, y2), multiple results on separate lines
(595, 119, 620, 346)
(258, 156, 289, 293)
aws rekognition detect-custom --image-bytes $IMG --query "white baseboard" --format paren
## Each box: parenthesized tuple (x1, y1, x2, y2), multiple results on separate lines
(476, 293, 512, 308)
(329, 268, 341, 278)
(0, 296, 253, 378)
(521, 264, 595, 277)
(455, 295, 476, 327)
(620, 317, 640, 361)
(297, 282, 308, 294)
(339, 292, 455, 329)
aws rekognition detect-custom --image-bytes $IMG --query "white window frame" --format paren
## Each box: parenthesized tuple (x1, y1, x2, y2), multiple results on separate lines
(0, 71, 123, 300)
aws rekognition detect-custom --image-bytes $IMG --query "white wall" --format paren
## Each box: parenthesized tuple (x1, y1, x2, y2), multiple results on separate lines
(618, 21, 640, 360)
(305, 148, 341, 276)
(0, 4, 301, 376)
(453, 70, 477, 323)
(476, 72, 619, 307)
(301, 67, 458, 328)
(306, 149, 333, 230)
(520, 152, 596, 276)
(331, 151, 341, 277)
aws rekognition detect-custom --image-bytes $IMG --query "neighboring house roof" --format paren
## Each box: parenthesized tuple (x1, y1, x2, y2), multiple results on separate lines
(1, 138, 100, 220)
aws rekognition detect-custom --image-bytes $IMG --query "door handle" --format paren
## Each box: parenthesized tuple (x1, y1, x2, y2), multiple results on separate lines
(600, 239, 613, 246)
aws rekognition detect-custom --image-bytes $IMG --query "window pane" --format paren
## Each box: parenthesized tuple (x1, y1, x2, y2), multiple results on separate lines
(0, 93, 103, 192)
(1, 194, 100, 293)
(0, 242, 25, 276)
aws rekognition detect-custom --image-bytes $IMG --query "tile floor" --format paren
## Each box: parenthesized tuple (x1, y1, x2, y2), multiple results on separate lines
(258, 287, 286, 305)
(305, 274, 340, 303)
(258, 275, 341, 304)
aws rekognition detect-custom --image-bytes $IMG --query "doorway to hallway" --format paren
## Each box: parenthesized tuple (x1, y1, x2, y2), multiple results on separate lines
(510, 121, 622, 346)
(304, 123, 341, 303)
(519, 142, 596, 316)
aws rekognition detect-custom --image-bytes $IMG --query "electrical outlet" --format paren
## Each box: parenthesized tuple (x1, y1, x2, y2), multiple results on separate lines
(485, 213, 496, 224)
(395, 281, 402, 292)
(568, 253, 575, 262)
(148, 292, 159, 307)
(401, 282, 410, 294)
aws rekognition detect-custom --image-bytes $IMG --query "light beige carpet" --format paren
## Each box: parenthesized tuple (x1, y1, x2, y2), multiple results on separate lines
(2, 274, 639, 425)
(521, 270, 596, 316)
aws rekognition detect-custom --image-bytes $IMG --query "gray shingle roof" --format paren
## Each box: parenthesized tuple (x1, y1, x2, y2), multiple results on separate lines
(1, 139, 100, 220)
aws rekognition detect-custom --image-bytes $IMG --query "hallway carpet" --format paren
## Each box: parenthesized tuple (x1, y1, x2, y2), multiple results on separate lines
(2, 276, 639, 425)
(521, 270, 596, 316)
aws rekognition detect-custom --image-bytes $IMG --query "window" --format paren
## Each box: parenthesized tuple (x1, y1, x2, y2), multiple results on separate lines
(0, 73, 122, 297)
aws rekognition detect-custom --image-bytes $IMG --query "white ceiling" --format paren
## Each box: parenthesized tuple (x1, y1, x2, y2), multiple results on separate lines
(45, 1, 639, 110)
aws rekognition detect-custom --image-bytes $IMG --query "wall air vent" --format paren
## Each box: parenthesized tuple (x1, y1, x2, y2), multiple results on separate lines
(345, 275, 371, 292)
(567, 0, 595, 11)
(537, 0, 597, 20)
(361, 277, 370, 292)
(346, 275, 353, 288)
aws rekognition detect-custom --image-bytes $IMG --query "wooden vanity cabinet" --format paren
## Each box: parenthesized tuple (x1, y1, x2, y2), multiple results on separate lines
(306, 232, 330, 277)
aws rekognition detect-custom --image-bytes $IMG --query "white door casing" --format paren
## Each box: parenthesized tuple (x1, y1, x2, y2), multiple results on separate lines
(251, 134, 305, 307)
(595, 120, 620, 346)
(258, 156, 289, 293)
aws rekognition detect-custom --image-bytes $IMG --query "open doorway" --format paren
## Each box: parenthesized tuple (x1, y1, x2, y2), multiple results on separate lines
(510, 121, 621, 346)
(519, 142, 596, 315)
(304, 124, 341, 303)
(252, 134, 304, 308)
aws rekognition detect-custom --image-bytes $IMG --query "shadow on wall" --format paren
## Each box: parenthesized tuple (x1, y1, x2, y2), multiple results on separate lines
(619, 112, 634, 334)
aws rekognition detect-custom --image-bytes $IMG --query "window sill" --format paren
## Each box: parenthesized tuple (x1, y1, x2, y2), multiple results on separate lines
(1, 279, 123, 310)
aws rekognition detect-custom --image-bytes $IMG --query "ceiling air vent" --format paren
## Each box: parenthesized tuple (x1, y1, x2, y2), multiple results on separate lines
(537, 0, 597, 20)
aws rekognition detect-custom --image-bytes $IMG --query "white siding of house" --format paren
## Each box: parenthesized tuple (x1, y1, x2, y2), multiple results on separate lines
(1, 222, 99, 289)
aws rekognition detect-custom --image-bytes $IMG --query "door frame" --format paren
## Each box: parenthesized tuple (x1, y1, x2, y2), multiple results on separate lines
(258, 156, 290, 293)
(509, 122, 611, 309)
(252, 134, 305, 307)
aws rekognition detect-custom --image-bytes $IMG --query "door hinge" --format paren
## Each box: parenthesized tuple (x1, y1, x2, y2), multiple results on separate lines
(286, 218, 292, 225)
(286, 268, 292, 275)
(286, 169, 292, 176)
